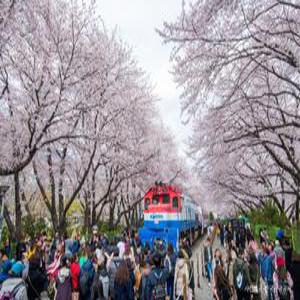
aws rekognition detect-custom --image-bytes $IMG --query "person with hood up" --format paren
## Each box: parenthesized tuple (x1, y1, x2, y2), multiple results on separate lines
(174, 249, 191, 300)
(55, 256, 72, 300)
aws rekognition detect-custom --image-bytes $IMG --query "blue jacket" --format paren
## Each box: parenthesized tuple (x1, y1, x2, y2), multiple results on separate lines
(262, 254, 274, 283)
(258, 252, 267, 279)
(80, 260, 95, 299)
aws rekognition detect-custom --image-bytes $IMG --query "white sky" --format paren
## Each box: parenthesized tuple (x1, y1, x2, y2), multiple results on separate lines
(99, 0, 191, 156)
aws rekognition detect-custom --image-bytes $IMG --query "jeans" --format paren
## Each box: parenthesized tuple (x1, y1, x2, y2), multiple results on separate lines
(267, 282, 274, 300)
(166, 276, 174, 300)
(205, 261, 213, 282)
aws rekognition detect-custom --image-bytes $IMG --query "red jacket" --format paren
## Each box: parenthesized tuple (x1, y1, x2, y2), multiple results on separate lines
(70, 262, 80, 290)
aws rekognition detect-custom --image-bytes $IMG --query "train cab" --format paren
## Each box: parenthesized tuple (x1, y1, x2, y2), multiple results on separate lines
(139, 182, 202, 251)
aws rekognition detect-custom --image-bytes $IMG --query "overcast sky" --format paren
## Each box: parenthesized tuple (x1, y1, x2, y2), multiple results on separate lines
(99, 0, 191, 156)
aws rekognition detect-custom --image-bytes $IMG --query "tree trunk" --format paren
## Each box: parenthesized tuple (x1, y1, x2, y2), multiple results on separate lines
(14, 172, 22, 241)
(83, 194, 91, 230)
(108, 198, 116, 229)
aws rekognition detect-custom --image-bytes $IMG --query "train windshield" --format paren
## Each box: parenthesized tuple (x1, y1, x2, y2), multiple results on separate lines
(152, 195, 160, 205)
(162, 194, 170, 204)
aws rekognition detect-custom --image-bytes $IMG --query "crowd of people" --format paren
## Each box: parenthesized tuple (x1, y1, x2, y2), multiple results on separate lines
(0, 226, 195, 300)
(202, 222, 296, 300)
(0, 221, 298, 300)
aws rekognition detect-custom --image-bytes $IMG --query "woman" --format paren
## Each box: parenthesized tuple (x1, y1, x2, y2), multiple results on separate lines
(174, 250, 190, 300)
(55, 256, 72, 300)
(273, 257, 293, 300)
(114, 260, 134, 300)
(214, 248, 224, 270)
(70, 254, 80, 300)
(213, 265, 232, 300)
(47, 242, 64, 280)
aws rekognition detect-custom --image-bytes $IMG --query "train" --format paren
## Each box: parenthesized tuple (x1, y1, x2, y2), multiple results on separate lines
(138, 182, 203, 251)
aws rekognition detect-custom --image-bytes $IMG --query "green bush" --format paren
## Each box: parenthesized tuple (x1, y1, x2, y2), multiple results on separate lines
(247, 201, 290, 242)
(97, 221, 124, 241)
(247, 201, 289, 229)
(22, 216, 49, 239)
(292, 225, 300, 254)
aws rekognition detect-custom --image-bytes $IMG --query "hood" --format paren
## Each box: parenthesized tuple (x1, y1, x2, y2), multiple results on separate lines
(58, 267, 70, 283)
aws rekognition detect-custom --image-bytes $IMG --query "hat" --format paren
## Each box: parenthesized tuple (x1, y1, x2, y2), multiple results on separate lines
(277, 257, 285, 267)
(11, 262, 25, 277)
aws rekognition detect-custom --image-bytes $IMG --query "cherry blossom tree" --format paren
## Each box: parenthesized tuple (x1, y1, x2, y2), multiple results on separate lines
(159, 0, 300, 221)
(0, 0, 99, 176)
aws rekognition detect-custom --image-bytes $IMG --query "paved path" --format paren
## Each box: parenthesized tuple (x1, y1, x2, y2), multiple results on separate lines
(191, 236, 224, 300)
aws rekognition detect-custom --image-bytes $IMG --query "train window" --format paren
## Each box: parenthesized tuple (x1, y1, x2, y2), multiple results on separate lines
(162, 194, 170, 204)
(145, 198, 150, 210)
(152, 195, 160, 205)
(172, 197, 178, 208)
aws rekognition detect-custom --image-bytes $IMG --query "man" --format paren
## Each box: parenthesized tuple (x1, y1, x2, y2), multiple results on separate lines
(263, 244, 275, 300)
(202, 237, 213, 286)
(145, 252, 169, 300)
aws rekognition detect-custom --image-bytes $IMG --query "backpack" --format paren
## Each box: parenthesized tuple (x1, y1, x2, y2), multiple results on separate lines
(79, 271, 89, 296)
(152, 271, 166, 300)
(108, 259, 121, 298)
(277, 279, 290, 300)
(99, 274, 109, 300)
(0, 278, 28, 300)
(234, 262, 247, 291)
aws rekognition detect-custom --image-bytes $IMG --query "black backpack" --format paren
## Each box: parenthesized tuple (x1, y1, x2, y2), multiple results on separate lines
(151, 271, 166, 300)
(277, 279, 290, 300)
(234, 262, 247, 291)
